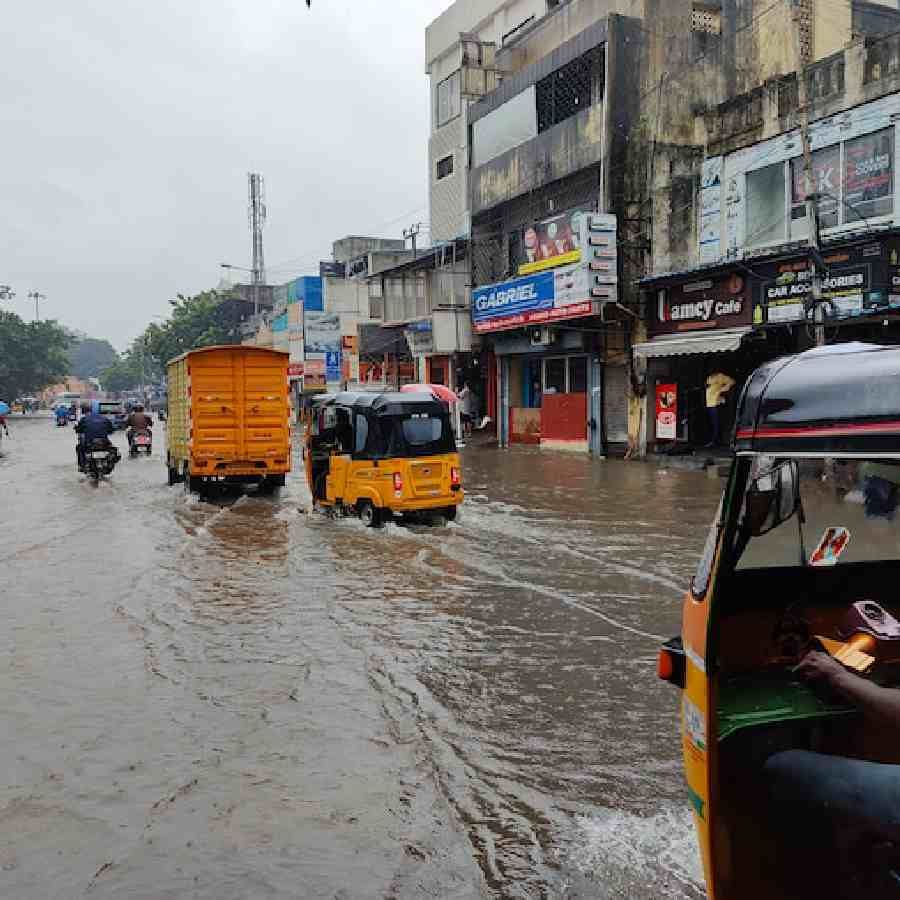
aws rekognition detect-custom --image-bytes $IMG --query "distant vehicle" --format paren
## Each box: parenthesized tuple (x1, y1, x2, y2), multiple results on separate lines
(96, 400, 127, 430)
(166, 346, 291, 495)
(80, 439, 118, 481)
(129, 429, 152, 458)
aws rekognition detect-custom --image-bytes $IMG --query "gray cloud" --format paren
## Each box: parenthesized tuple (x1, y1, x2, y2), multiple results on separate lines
(0, 0, 447, 348)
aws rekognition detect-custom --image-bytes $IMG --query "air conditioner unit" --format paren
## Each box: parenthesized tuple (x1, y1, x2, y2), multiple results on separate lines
(529, 327, 553, 346)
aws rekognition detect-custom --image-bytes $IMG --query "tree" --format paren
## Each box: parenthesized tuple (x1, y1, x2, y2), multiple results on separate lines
(67, 336, 119, 378)
(99, 336, 163, 394)
(144, 290, 244, 369)
(0, 312, 71, 400)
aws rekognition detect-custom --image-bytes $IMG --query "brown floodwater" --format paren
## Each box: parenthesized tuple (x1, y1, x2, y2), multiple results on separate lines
(0, 415, 722, 898)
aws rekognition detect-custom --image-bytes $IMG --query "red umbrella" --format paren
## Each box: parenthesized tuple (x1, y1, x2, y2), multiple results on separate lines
(400, 383, 459, 403)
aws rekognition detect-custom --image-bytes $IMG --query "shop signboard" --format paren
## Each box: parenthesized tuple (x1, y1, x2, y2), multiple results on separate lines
(325, 350, 342, 384)
(404, 319, 434, 356)
(287, 363, 304, 378)
(655, 383, 678, 440)
(472, 265, 594, 334)
(651, 273, 752, 336)
(759, 238, 900, 323)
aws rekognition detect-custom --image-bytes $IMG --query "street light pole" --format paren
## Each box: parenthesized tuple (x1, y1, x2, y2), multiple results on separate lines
(0, 285, 14, 302)
(27, 291, 46, 322)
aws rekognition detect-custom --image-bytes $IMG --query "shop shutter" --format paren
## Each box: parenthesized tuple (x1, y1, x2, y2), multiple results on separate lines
(604, 364, 628, 445)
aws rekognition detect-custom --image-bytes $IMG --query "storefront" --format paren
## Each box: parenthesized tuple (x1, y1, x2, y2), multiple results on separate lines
(473, 212, 626, 454)
(635, 269, 781, 452)
(637, 230, 900, 453)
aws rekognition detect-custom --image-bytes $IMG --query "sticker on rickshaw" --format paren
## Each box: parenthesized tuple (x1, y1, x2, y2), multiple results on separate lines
(683, 697, 706, 752)
(809, 526, 851, 567)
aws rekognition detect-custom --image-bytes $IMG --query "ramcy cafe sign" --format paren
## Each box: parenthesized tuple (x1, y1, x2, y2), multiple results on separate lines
(651, 274, 752, 336)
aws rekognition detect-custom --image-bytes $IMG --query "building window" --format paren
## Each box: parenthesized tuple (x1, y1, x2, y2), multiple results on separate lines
(544, 358, 567, 394)
(746, 163, 786, 249)
(747, 127, 895, 249)
(536, 46, 604, 133)
(436, 154, 454, 181)
(790, 145, 840, 240)
(436, 71, 461, 128)
(844, 128, 893, 221)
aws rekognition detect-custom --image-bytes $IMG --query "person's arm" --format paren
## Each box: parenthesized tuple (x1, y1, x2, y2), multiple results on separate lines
(796, 650, 900, 730)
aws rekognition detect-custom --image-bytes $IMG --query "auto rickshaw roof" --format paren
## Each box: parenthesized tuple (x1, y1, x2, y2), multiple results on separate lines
(734, 343, 900, 455)
(310, 391, 445, 416)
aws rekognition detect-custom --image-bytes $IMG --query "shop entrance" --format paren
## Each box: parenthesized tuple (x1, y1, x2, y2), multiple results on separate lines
(508, 355, 589, 449)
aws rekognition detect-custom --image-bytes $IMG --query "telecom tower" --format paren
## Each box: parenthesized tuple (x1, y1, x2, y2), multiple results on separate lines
(248, 173, 266, 314)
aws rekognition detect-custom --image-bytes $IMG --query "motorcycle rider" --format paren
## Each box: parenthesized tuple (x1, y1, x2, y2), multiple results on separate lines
(126, 404, 153, 451)
(74, 402, 115, 470)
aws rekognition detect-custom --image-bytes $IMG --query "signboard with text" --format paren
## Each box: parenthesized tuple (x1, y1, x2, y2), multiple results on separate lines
(650, 273, 752, 336)
(758, 237, 900, 324)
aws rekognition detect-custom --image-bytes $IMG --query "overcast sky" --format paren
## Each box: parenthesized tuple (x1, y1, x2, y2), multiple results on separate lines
(1, 0, 449, 349)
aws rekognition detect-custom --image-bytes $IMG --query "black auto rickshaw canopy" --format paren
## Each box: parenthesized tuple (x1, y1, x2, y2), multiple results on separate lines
(309, 391, 455, 459)
(734, 343, 900, 455)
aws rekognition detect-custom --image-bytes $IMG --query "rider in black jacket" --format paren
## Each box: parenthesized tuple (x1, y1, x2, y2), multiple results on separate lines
(75, 409, 115, 470)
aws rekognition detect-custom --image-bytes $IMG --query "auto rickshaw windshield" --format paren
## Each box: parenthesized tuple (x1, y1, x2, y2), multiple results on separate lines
(359, 412, 455, 459)
(733, 455, 900, 570)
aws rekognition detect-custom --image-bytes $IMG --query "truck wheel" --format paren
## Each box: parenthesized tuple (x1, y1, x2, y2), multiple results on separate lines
(167, 465, 178, 486)
(443, 506, 457, 522)
(359, 502, 383, 528)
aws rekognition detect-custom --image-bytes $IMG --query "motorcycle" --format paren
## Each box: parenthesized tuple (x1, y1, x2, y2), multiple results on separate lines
(55, 411, 69, 427)
(129, 428, 152, 458)
(80, 439, 119, 481)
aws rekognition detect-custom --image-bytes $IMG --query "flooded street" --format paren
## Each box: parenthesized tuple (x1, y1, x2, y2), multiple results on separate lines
(1, 415, 720, 899)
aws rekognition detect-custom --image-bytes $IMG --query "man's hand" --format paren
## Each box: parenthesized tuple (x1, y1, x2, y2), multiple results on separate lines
(794, 650, 850, 690)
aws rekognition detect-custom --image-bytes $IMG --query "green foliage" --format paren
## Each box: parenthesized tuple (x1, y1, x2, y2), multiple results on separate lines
(99, 337, 163, 394)
(67, 336, 119, 379)
(0, 311, 71, 400)
(143, 290, 243, 369)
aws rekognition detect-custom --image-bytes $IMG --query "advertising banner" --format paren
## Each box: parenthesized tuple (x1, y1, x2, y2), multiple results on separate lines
(303, 359, 326, 391)
(759, 238, 900, 323)
(304, 311, 341, 354)
(325, 350, 342, 384)
(472, 265, 595, 334)
(518, 208, 588, 275)
(844, 129, 893, 219)
(655, 384, 677, 441)
(651, 273, 752, 336)
(699, 156, 723, 264)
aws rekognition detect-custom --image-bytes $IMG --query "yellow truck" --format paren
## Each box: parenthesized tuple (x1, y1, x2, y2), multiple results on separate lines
(166, 345, 291, 494)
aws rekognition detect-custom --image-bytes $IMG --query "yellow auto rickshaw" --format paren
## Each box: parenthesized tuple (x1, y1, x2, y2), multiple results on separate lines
(659, 343, 900, 899)
(304, 391, 462, 526)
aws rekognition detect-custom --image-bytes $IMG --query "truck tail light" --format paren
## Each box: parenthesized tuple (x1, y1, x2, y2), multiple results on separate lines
(450, 466, 461, 487)
(393, 472, 403, 496)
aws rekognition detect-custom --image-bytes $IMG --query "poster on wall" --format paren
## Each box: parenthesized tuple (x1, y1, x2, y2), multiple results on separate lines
(304, 311, 341, 354)
(655, 384, 677, 441)
(844, 128, 894, 220)
(518, 208, 588, 275)
(699, 157, 723, 264)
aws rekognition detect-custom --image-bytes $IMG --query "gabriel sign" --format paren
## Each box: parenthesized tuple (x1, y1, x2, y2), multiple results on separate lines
(651, 273, 752, 336)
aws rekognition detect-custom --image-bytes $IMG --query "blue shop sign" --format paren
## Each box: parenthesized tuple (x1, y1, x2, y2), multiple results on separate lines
(472, 271, 554, 323)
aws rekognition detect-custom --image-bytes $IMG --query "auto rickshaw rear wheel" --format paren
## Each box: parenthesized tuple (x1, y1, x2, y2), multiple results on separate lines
(359, 501, 383, 528)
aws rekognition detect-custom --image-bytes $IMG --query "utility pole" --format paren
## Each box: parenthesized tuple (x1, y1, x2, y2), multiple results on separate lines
(0, 285, 15, 302)
(403, 223, 422, 260)
(27, 291, 46, 322)
(248, 173, 267, 317)
(791, 0, 826, 346)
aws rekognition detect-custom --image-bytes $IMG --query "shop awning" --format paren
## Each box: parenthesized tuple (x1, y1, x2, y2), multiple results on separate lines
(632, 327, 753, 359)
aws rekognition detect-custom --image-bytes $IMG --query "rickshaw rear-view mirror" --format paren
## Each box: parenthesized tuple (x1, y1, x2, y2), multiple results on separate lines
(747, 460, 800, 536)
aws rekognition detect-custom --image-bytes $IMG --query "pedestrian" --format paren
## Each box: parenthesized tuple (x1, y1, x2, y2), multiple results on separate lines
(458, 383, 473, 437)
(705, 371, 735, 448)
